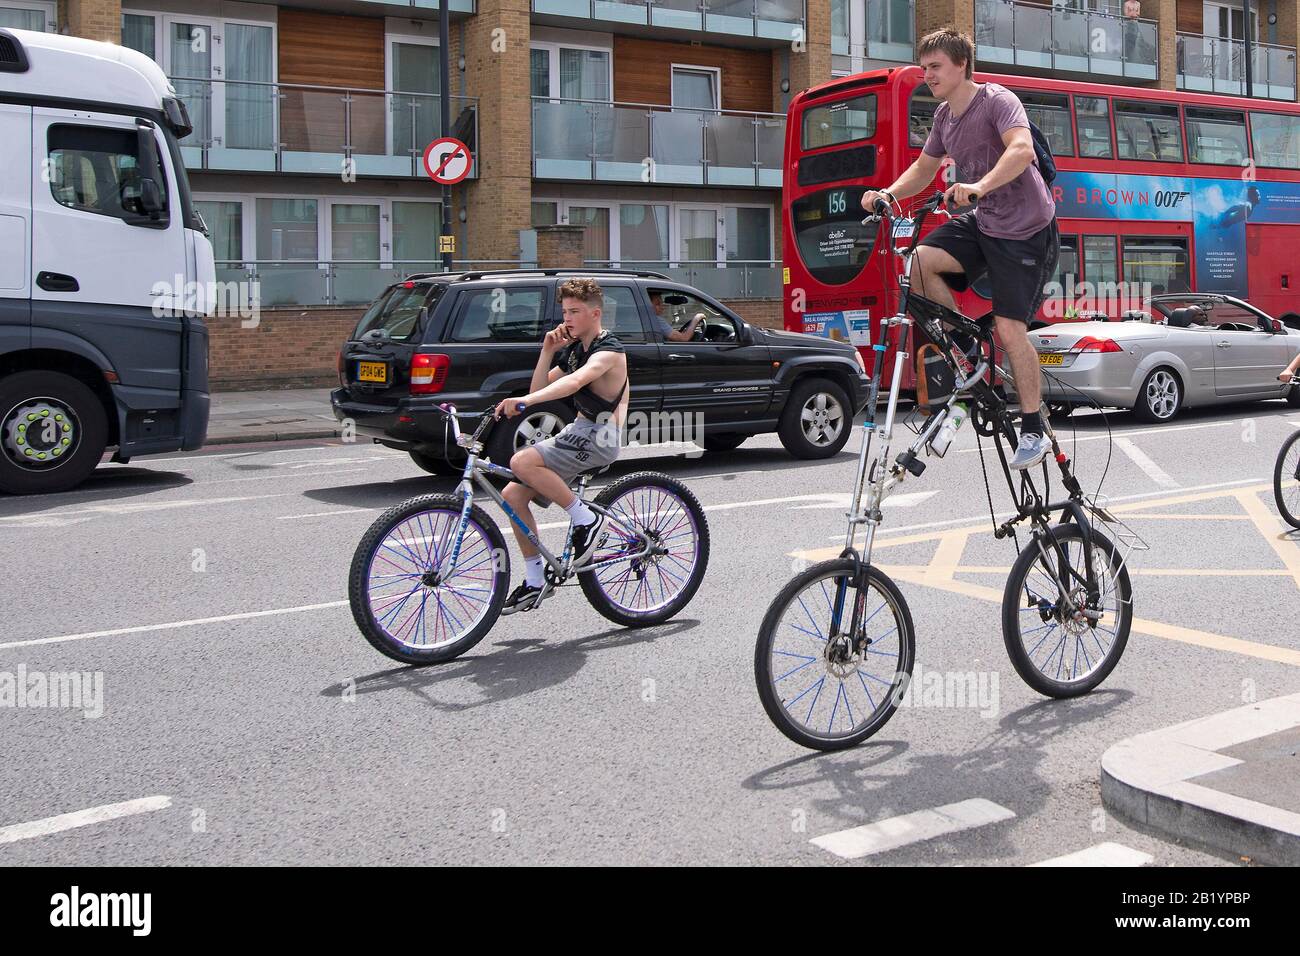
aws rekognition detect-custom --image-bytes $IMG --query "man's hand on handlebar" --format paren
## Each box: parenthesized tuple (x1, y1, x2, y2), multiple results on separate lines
(860, 189, 895, 222)
(943, 182, 980, 208)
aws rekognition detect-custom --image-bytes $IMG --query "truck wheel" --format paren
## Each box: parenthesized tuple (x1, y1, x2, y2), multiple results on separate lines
(0, 371, 108, 495)
(485, 401, 573, 467)
(778, 377, 852, 459)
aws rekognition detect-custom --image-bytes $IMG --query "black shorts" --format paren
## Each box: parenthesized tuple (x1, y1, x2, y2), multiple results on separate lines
(917, 213, 1059, 324)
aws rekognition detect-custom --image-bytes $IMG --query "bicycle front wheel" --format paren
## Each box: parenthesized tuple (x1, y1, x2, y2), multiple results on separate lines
(579, 472, 709, 627)
(348, 494, 508, 665)
(1274, 429, 1300, 529)
(1001, 523, 1132, 698)
(755, 560, 915, 751)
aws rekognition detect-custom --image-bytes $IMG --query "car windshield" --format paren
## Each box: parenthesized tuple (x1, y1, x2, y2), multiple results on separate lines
(1152, 297, 1267, 330)
(354, 283, 442, 341)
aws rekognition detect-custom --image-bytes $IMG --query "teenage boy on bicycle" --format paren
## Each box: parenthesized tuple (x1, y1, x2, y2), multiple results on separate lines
(860, 28, 1060, 469)
(493, 277, 630, 613)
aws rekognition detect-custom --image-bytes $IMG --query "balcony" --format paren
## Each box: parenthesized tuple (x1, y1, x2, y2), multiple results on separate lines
(531, 0, 804, 44)
(832, 0, 916, 66)
(532, 97, 784, 187)
(216, 259, 776, 306)
(1177, 33, 1297, 101)
(171, 77, 479, 179)
(348, 0, 475, 10)
(583, 260, 780, 298)
(975, 0, 1158, 82)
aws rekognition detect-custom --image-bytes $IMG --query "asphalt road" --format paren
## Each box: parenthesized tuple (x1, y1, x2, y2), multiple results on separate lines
(1, 399, 1298, 865)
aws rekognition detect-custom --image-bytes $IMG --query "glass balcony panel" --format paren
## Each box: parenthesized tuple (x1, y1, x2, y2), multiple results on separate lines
(974, 0, 1015, 65)
(650, 110, 705, 184)
(706, 112, 758, 186)
(593, 102, 650, 181)
(532, 99, 595, 179)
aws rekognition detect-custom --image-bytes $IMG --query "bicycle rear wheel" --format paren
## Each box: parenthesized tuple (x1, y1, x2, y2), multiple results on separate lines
(1001, 523, 1132, 698)
(580, 472, 709, 627)
(349, 494, 508, 665)
(755, 560, 915, 751)
(1274, 429, 1300, 530)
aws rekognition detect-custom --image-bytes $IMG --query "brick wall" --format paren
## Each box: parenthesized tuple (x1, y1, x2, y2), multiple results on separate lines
(208, 299, 785, 391)
(60, 0, 121, 44)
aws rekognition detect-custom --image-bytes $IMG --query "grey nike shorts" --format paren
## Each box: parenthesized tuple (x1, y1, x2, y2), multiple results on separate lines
(530, 416, 621, 505)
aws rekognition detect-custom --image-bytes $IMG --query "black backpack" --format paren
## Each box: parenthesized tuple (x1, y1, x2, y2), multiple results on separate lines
(1028, 120, 1057, 185)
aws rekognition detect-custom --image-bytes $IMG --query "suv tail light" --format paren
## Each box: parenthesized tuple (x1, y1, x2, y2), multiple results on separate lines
(410, 353, 451, 394)
(1070, 336, 1123, 354)
(336, 349, 346, 387)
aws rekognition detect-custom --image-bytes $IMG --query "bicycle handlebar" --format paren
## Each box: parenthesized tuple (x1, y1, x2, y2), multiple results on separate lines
(860, 189, 977, 227)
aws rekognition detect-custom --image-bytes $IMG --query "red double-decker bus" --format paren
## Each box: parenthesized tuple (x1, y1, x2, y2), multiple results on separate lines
(783, 65, 1300, 388)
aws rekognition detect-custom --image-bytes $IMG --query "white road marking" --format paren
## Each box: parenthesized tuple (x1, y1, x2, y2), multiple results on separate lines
(810, 798, 1015, 860)
(790, 490, 938, 512)
(0, 796, 172, 846)
(276, 509, 375, 520)
(1028, 842, 1153, 867)
(0, 494, 291, 528)
(1114, 437, 1180, 489)
(953, 418, 1236, 455)
(0, 601, 348, 652)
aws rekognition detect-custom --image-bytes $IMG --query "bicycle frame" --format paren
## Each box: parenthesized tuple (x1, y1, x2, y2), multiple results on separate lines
(834, 194, 1113, 644)
(432, 406, 655, 595)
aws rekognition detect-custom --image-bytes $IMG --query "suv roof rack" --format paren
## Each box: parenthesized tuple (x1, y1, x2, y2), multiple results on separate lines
(399, 267, 675, 283)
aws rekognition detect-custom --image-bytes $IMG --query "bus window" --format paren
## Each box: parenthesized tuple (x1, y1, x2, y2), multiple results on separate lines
(1075, 96, 1113, 159)
(910, 88, 939, 149)
(802, 94, 877, 150)
(1250, 111, 1300, 169)
(1018, 91, 1074, 156)
(1084, 236, 1119, 285)
(1115, 101, 1183, 162)
(1186, 108, 1248, 165)
(1050, 235, 1080, 294)
(790, 186, 874, 285)
(1122, 237, 1190, 294)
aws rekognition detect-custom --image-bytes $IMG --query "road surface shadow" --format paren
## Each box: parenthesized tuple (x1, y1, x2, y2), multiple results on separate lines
(1060, 400, 1297, 433)
(320, 618, 699, 711)
(742, 688, 1132, 865)
(0, 467, 191, 512)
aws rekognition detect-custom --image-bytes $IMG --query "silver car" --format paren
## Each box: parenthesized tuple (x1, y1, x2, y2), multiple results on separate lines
(1021, 294, 1300, 423)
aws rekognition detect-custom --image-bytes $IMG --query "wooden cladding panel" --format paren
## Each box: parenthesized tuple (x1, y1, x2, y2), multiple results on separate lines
(612, 36, 774, 113)
(278, 9, 386, 156)
(1177, 0, 1204, 35)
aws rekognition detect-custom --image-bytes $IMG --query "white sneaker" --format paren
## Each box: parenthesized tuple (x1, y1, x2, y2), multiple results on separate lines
(1009, 433, 1051, 470)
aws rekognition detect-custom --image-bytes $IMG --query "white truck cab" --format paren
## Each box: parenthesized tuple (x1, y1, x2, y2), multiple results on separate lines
(0, 28, 214, 494)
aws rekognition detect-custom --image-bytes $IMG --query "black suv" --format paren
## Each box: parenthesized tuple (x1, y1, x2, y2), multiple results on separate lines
(330, 269, 869, 474)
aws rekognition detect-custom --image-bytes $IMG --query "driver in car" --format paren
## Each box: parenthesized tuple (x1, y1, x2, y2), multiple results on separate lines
(649, 290, 707, 342)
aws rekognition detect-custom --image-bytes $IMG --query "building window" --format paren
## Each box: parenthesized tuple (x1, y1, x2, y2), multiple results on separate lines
(393, 201, 441, 263)
(620, 205, 669, 263)
(530, 48, 549, 99)
(196, 200, 243, 261)
(569, 206, 611, 262)
(0, 1, 53, 31)
(121, 13, 156, 58)
(257, 198, 318, 260)
(671, 66, 720, 112)
(531, 201, 558, 227)
(726, 207, 772, 262)
(559, 48, 609, 100)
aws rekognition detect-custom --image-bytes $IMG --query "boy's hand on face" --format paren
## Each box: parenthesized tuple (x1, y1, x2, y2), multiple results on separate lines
(543, 324, 572, 352)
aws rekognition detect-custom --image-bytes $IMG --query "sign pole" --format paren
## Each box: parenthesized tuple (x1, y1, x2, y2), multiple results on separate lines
(439, 0, 453, 272)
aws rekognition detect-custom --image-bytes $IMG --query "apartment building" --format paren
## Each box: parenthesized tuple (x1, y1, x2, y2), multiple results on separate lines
(8, 0, 1300, 318)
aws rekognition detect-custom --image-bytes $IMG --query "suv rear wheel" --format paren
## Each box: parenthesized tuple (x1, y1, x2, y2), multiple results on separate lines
(485, 401, 573, 467)
(779, 377, 851, 459)
(699, 433, 747, 453)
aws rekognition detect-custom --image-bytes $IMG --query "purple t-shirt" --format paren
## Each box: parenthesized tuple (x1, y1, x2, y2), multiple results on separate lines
(922, 83, 1056, 240)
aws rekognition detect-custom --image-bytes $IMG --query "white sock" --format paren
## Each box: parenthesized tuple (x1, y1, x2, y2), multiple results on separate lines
(564, 497, 595, 527)
(524, 555, 544, 588)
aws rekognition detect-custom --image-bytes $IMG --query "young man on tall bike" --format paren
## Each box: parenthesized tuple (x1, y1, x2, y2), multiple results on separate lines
(860, 28, 1060, 469)
(492, 277, 629, 613)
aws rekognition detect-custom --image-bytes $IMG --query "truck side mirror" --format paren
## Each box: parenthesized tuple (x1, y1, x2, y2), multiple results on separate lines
(139, 178, 164, 217)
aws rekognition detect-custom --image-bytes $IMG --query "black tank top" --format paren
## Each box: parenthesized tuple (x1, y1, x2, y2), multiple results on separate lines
(551, 330, 628, 420)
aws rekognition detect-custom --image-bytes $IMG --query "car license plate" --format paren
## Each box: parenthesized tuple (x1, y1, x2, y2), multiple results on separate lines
(357, 361, 387, 383)
(1038, 353, 1064, 366)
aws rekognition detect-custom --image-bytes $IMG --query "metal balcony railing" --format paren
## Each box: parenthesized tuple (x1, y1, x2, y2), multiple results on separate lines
(1176, 33, 1297, 101)
(831, 0, 916, 65)
(975, 0, 1159, 81)
(530, 0, 804, 41)
(351, 0, 476, 10)
(169, 77, 479, 179)
(583, 260, 781, 299)
(532, 96, 785, 187)
(215, 260, 521, 307)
